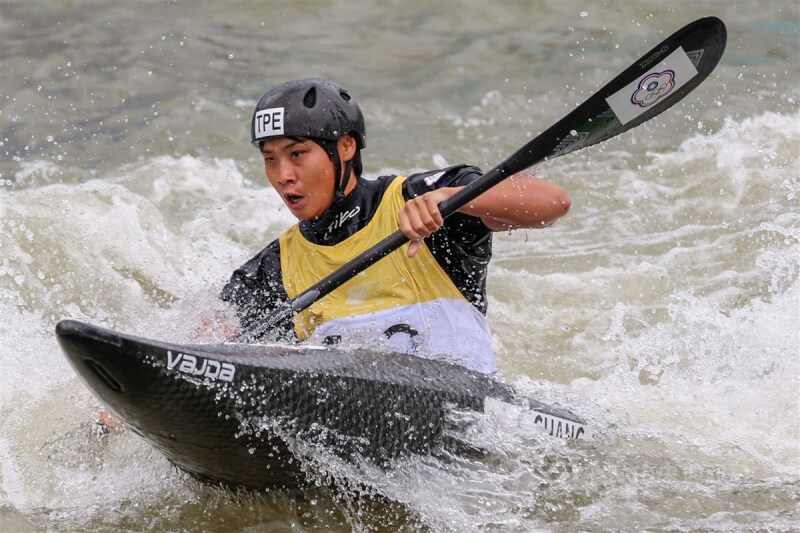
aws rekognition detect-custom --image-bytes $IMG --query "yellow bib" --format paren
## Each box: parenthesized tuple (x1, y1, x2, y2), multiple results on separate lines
(279, 177, 467, 340)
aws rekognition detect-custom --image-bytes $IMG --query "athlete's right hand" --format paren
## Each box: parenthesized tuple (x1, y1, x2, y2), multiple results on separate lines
(398, 188, 456, 258)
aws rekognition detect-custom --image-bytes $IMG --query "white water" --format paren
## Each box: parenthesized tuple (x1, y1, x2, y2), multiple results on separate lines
(1, 1, 798, 531)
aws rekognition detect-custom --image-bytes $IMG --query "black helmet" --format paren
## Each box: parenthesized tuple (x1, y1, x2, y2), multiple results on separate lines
(251, 78, 366, 149)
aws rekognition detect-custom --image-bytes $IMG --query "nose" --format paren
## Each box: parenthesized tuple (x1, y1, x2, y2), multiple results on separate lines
(269, 159, 296, 186)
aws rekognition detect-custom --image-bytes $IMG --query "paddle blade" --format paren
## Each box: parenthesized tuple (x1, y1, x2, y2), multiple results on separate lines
(502, 16, 727, 174)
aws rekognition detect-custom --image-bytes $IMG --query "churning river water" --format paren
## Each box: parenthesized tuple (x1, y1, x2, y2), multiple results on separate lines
(1, 1, 798, 531)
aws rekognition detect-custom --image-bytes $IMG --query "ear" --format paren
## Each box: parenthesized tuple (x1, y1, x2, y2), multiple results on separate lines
(338, 134, 357, 161)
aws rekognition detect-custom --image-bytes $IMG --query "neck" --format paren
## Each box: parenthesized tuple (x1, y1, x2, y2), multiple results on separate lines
(302, 176, 363, 243)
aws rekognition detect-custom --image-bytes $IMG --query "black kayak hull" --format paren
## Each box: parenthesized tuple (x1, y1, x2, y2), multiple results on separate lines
(56, 319, 586, 490)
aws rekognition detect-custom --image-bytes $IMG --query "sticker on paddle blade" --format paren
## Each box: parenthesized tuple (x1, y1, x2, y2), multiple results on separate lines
(606, 46, 698, 125)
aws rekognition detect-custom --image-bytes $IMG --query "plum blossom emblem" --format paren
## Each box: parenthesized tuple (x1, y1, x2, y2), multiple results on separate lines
(630, 70, 676, 108)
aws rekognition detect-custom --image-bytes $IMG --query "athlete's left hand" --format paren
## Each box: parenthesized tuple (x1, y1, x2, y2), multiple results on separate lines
(398, 188, 455, 258)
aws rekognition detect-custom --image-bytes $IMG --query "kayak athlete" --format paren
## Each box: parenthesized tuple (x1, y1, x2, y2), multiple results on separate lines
(221, 78, 570, 374)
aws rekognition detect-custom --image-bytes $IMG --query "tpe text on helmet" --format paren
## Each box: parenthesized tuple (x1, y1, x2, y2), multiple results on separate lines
(254, 107, 284, 139)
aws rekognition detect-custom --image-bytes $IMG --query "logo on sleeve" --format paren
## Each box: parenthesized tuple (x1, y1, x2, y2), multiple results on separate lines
(254, 107, 285, 139)
(424, 170, 446, 187)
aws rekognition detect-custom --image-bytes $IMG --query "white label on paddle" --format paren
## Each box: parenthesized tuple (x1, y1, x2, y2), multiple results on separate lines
(606, 46, 698, 125)
(253, 107, 285, 139)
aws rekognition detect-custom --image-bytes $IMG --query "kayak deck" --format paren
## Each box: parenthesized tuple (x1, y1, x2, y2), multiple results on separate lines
(56, 319, 586, 490)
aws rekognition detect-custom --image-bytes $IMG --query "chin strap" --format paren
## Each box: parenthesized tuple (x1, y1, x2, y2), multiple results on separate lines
(327, 143, 354, 203)
(335, 160, 354, 201)
(312, 138, 355, 204)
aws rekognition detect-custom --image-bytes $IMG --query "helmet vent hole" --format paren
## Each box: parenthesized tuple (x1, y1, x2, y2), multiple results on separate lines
(303, 87, 317, 108)
(339, 90, 351, 102)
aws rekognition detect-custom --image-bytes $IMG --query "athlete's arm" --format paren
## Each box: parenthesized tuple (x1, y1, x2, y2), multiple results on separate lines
(399, 172, 570, 257)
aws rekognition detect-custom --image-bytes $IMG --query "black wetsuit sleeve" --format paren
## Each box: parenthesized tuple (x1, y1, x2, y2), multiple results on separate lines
(220, 239, 295, 341)
(402, 165, 493, 314)
(403, 164, 484, 200)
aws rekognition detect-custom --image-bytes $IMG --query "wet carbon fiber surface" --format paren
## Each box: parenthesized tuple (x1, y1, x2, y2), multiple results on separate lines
(56, 319, 582, 490)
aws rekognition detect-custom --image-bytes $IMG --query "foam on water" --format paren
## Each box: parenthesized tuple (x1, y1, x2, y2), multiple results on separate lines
(1, 3, 798, 526)
(0, 382, 187, 520)
(0, 155, 286, 526)
(350, 275, 798, 532)
(447, 110, 799, 530)
(2, 104, 798, 529)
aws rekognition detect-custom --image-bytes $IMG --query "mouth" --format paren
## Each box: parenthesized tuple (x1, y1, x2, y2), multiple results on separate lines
(283, 192, 304, 210)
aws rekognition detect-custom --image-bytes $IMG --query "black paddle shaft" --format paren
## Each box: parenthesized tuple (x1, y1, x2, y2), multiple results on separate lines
(236, 17, 727, 343)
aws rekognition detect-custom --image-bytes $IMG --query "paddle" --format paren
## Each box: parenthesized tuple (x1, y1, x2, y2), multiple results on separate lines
(235, 16, 727, 343)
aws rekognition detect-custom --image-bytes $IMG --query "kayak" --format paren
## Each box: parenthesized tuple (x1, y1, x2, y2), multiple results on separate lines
(55, 319, 588, 490)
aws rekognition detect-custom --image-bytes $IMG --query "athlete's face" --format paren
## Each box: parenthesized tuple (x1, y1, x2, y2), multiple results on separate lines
(261, 137, 335, 220)
(261, 136, 356, 221)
